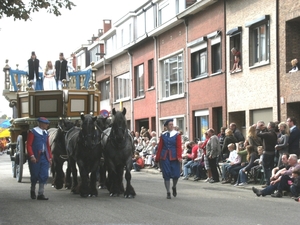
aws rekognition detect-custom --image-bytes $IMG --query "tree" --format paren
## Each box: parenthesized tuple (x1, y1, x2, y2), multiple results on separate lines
(0, 0, 76, 21)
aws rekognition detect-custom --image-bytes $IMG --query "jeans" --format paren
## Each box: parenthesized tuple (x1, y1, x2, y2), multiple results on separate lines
(221, 163, 231, 180)
(183, 160, 193, 177)
(133, 162, 141, 171)
(290, 185, 300, 197)
(236, 168, 248, 184)
(261, 174, 292, 195)
(262, 154, 274, 185)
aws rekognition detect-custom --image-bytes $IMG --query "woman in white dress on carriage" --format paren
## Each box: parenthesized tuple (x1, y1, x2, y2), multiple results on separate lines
(43, 61, 57, 90)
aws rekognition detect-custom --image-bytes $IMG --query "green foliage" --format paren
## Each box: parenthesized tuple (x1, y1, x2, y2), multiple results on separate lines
(0, 0, 76, 21)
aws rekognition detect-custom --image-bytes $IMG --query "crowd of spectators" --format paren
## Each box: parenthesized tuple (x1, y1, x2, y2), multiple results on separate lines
(130, 117, 300, 202)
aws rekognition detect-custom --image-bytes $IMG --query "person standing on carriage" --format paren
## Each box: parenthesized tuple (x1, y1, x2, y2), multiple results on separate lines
(27, 51, 42, 90)
(55, 53, 68, 90)
(155, 119, 182, 199)
(27, 117, 52, 200)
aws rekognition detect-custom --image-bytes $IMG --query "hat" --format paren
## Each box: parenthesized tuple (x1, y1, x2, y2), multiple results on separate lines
(37, 117, 50, 124)
(163, 118, 173, 127)
(31, 51, 36, 56)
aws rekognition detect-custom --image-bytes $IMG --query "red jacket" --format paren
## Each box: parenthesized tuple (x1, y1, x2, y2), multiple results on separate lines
(187, 145, 198, 160)
(136, 157, 144, 168)
(155, 131, 182, 162)
(27, 129, 52, 162)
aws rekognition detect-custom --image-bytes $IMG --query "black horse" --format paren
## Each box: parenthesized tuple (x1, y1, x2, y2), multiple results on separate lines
(65, 114, 104, 197)
(101, 107, 136, 198)
(48, 119, 75, 189)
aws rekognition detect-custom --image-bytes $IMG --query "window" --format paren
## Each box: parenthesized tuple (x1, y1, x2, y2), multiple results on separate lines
(145, 6, 155, 32)
(100, 80, 110, 100)
(106, 34, 116, 56)
(176, 0, 185, 14)
(114, 72, 130, 101)
(229, 33, 242, 72)
(191, 49, 207, 79)
(134, 64, 144, 98)
(194, 110, 209, 141)
(211, 42, 221, 73)
(89, 46, 99, 63)
(248, 18, 270, 66)
(148, 59, 154, 88)
(160, 53, 184, 98)
(136, 12, 145, 38)
(158, 0, 172, 25)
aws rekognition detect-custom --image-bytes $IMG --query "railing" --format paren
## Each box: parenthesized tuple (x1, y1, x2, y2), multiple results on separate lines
(7, 68, 93, 91)
(9, 69, 43, 91)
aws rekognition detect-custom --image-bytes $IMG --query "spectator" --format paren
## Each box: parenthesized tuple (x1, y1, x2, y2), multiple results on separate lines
(234, 145, 258, 186)
(247, 125, 262, 152)
(201, 132, 213, 183)
(181, 141, 191, 175)
(256, 121, 278, 186)
(228, 141, 248, 184)
(230, 123, 245, 143)
(222, 128, 237, 159)
(230, 47, 242, 73)
(286, 117, 300, 156)
(179, 130, 189, 143)
(192, 141, 206, 181)
(290, 167, 300, 200)
(252, 154, 300, 197)
(182, 141, 198, 180)
(221, 143, 241, 183)
(132, 152, 144, 172)
(289, 58, 299, 73)
(269, 153, 289, 184)
(250, 146, 264, 183)
(206, 128, 221, 183)
(275, 122, 290, 167)
(218, 127, 226, 150)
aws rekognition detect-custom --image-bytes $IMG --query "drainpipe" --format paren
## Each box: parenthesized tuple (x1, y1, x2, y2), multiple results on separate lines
(276, 0, 280, 122)
(184, 17, 190, 138)
(153, 36, 159, 135)
(224, 0, 227, 127)
(128, 51, 134, 130)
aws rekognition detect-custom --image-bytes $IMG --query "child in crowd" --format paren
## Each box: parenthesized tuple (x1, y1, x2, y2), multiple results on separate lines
(132, 152, 144, 172)
(251, 146, 264, 183)
(290, 167, 300, 201)
(289, 58, 299, 73)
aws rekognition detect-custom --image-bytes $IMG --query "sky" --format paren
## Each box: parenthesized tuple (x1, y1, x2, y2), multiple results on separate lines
(0, 0, 147, 117)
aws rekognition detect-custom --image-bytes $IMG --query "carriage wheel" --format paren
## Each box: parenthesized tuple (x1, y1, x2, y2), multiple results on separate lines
(16, 135, 24, 183)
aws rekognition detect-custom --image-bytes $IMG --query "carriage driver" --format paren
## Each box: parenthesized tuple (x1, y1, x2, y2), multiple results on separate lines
(27, 117, 52, 200)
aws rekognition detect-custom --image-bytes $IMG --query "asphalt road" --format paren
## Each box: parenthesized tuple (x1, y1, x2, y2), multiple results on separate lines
(0, 153, 298, 225)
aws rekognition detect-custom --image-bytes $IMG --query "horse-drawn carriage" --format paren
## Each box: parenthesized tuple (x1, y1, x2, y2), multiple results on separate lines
(2, 60, 136, 198)
(2, 60, 100, 183)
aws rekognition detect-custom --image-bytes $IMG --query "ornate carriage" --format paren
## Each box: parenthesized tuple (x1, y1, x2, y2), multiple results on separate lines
(2, 60, 101, 182)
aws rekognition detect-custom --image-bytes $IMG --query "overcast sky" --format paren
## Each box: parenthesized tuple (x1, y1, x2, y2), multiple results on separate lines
(0, 0, 147, 117)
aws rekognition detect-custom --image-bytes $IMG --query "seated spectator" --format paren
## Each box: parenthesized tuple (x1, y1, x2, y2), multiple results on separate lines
(230, 47, 242, 73)
(228, 141, 248, 184)
(268, 153, 289, 187)
(144, 140, 157, 167)
(191, 142, 206, 181)
(221, 143, 241, 183)
(234, 145, 258, 186)
(252, 154, 300, 197)
(290, 167, 300, 200)
(250, 146, 264, 183)
(182, 141, 198, 180)
(289, 58, 299, 73)
(132, 152, 144, 172)
(222, 129, 237, 159)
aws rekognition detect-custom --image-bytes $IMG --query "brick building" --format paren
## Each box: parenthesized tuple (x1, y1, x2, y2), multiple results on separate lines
(278, 1, 300, 123)
(225, 0, 278, 136)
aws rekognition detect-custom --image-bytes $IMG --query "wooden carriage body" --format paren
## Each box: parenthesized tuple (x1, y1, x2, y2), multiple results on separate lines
(2, 61, 100, 182)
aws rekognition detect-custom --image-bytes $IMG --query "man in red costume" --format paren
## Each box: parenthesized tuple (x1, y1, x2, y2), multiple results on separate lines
(27, 117, 52, 200)
(156, 119, 182, 199)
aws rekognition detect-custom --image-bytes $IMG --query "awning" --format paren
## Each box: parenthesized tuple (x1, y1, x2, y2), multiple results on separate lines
(226, 27, 242, 36)
(0, 129, 10, 138)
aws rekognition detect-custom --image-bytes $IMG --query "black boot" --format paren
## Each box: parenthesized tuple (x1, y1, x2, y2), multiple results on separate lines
(167, 192, 171, 199)
(30, 191, 36, 200)
(37, 194, 49, 200)
(172, 187, 177, 197)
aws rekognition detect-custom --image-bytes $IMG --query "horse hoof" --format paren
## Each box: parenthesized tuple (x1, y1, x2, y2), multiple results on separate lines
(110, 193, 118, 197)
(125, 194, 134, 199)
(80, 194, 88, 198)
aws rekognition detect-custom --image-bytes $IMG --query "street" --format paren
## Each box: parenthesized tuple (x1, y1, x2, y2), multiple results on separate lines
(0, 154, 298, 225)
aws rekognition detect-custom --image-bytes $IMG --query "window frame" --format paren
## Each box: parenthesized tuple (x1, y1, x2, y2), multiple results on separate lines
(99, 80, 110, 101)
(159, 51, 184, 100)
(247, 16, 270, 67)
(114, 72, 131, 102)
(134, 64, 145, 98)
(210, 35, 222, 75)
(148, 59, 154, 89)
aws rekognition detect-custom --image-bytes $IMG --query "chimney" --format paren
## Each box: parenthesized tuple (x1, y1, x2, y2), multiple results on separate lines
(103, 19, 112, 33)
